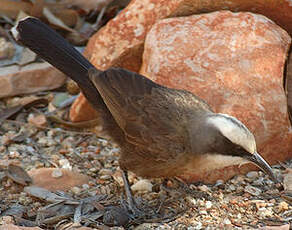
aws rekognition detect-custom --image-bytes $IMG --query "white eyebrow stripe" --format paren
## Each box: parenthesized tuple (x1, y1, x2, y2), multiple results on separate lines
(207, 113, 256, 154)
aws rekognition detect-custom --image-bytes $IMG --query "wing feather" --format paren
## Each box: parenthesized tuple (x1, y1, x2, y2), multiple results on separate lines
(89, 67, 212, 160)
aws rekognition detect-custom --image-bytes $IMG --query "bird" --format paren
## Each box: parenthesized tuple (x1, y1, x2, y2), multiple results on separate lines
(12, 17, 278, 213)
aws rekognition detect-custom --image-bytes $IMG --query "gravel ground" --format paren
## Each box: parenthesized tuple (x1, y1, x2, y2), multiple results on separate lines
(0, 104, 291, 229)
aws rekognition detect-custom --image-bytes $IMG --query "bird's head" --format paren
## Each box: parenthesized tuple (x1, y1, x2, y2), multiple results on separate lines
(190, 113, 277, 183)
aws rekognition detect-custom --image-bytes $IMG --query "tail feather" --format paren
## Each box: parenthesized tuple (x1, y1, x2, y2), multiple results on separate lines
(13, 17, 104, 109)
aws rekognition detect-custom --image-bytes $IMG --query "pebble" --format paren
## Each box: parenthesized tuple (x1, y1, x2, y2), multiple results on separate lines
(229, 184, 236, 191)
(100, 175, 111, 180)
(277, 201, 289, 212)
(205, 201, 212, 209)
(258, 207, 273, 217)
(199, 210, 207, 215)
(215, 179, 225, 189)
(59, 159, 72, 169)
(99, 169, 113, 176)
(51, 169, 63, 178)
(223, 218, 231, 225)
(82, 184, 90, 190)
(246, 171, 259, 179)
(198, 185, 210, 192)
(192, 221, 202, 230)
(9, 151, 20, 158)
(252, 177, 264, 186)
(71, 186, 81, 195)
(131, 179, 153, 192)
(244, 185, 262, 196)
(37, 137, 56, 146)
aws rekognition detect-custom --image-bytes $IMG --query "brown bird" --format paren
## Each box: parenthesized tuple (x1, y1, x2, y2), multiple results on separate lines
(12, 17, 277, 213)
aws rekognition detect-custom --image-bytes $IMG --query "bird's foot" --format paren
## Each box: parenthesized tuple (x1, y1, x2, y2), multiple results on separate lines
(121, 170, 144, 218)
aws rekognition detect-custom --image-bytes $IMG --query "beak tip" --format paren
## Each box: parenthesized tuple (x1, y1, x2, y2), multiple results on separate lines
(250, 152, 278, 184)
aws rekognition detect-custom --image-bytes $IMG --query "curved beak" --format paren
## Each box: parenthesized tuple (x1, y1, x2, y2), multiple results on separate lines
(247, 152, 278, 183)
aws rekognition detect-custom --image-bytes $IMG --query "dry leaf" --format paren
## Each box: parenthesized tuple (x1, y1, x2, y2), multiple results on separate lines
(24, 186, 75, 203)
(6, 164, 32, 186)
(0, 98, 48, 123)
(43, 7, 75, 32)
(63, 0, 112, 13)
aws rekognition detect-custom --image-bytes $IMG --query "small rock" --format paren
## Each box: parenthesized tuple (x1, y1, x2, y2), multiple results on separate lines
(71, 186, 81, 195)
(252, 177, 265, 186)
(9, 151, 20, 159)
(258, 207, 273, 218)
(205, 201, 212, 209)
(192, 221, 202, 230)
(51, 169, 63, 178)
(198, 185, 210, 192)
(100, 175, 111, 180)
(66, 79, 80, 95)
(28, 168, 90, 191)
(99, 168, 113, 176)
(0, 216, 15, 225)
(246, 171, 259, 179)
(223, 218, 231, 225)
(0, 63, 66, 98)
(0, 37, 15, 59)
(52, 92, 71, 108)
(215, 179, 225, 189)
(277, 201, 289, 212)
(199, 210, 207, 215)
(244, 185, 262, 196)
(82, 184, 90, 190)
(229, 184, 236, 191)
(112, 170, 124, 187)
(59, 159, 72, 169)
(131, 179, 153, 192)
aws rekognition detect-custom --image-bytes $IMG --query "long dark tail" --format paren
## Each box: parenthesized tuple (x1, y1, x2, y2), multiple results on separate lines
(12, 17, 104, 109)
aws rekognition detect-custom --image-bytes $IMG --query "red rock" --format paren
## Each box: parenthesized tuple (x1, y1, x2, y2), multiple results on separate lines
(69, 92, 98, 122)
(0, 63, 66, 98)
(86, 0, 292, 72)
(140, 11, 292, 182)
(72, 0, 292, 122)
(28, 168, 90, 191)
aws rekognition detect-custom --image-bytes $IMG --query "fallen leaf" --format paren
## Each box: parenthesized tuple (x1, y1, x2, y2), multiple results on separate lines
(62, 0, 112, 13)
(43, 7, 75, 32)
(24, 186, 75, 203)
(6, 164, 32, 186)
(0, 98, 48, 123)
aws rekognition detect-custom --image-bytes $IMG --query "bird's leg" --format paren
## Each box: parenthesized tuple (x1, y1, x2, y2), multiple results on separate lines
(121, 170, 143, 216)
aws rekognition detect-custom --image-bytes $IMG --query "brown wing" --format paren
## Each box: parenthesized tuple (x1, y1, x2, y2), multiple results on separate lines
(89, 67, 212, 160)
